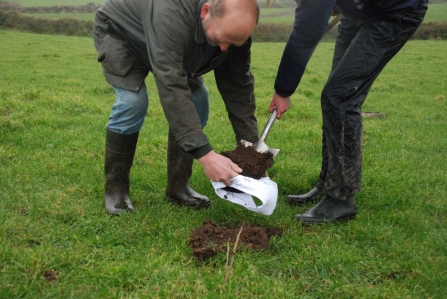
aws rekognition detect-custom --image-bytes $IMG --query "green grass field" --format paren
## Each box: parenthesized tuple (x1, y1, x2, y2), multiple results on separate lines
(1, 30, 446, 298)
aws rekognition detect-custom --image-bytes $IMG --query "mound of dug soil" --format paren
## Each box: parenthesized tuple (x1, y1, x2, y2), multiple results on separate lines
(189, 218, 282, 261)
(220, 142, 274, 179)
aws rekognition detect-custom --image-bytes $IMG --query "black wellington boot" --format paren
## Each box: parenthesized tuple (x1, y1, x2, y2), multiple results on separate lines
(287, 187, 322, 205)
(294, 195, 357, 224)
(104, 129, 139, 215)
(166, 131, 211, 209)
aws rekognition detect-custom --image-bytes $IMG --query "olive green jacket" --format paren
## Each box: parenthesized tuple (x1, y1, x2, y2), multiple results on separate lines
(93, 0, 259, 158)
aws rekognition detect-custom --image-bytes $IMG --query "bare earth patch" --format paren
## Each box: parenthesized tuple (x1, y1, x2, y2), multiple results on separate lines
(189, 218, 282, 262)
(362, 112, 385, 118)
(43, 269, 59, 282)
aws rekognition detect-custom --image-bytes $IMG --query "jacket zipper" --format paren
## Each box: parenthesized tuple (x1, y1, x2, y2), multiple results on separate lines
(191, 43, 228, 78)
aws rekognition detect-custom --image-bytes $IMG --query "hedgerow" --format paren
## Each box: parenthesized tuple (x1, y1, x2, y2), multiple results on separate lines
(0, 9, 446, 41)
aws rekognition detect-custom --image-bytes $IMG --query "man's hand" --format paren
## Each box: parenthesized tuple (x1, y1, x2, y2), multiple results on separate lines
(198, 150, 242, 186)
(269, 92, 290, 119)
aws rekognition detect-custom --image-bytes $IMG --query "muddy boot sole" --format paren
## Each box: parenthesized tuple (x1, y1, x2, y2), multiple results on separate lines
(168, 196, 211, 209)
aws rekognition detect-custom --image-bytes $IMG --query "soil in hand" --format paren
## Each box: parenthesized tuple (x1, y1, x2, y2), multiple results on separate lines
(189, 218, 282, 262)
(220, 142, 274, 179)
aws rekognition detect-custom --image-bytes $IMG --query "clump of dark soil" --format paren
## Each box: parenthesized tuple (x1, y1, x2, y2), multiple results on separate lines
(220, 142, 274, 179)
(43, 269, 59, 282)
(189, 218, 282, 261)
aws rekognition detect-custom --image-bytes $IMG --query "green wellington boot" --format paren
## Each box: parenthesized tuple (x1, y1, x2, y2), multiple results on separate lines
(103, 129, 139, 215)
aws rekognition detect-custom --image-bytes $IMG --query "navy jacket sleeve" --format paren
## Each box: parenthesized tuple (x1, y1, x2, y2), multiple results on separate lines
(274, 0, 336, 97)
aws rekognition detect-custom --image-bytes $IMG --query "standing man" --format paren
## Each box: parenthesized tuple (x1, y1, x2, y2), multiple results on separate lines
(93, 0, 260, 214)
(269, 0, 427, 224)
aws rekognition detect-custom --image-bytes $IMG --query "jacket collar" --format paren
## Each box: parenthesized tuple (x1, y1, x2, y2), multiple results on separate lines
(195, 19, 207, 44)
(195, 0, 207, 44)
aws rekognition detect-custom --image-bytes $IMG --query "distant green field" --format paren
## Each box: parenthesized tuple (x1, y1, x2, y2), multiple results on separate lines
(10, 0, 104, 6)
(260, 3, 447, 24)
(425, 1, 447, 21)
(16, 2, 447, 24)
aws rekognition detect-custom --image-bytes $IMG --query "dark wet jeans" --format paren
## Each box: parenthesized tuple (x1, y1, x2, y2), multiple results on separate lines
(315, 1, 427, 200)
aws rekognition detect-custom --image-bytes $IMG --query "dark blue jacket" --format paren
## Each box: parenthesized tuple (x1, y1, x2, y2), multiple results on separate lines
(274, 0, 418, 97)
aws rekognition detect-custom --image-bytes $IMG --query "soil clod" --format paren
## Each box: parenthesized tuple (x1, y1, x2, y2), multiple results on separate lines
(189, 218, 282, 261)
(220, 142, 274, 179)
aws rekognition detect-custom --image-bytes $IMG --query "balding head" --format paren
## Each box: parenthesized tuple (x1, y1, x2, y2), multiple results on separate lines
(201, 0, 259, 51)
(208, 0, 260, 23)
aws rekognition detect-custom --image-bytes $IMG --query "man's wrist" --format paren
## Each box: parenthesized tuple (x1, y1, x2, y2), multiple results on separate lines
(274, 86, 293, 98)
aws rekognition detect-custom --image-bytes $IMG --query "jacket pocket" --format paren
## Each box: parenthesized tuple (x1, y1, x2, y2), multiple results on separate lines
(97, 34, 137, 76)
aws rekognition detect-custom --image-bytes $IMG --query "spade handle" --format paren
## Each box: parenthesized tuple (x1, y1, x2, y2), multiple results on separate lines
(259, 108, 277, 143)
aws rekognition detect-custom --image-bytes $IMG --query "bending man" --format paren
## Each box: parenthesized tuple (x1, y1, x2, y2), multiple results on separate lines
(93, 0, 260, 214)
